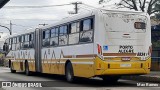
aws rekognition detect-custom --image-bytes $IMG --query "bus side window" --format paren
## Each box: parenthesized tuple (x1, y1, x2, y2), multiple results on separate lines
(68, 22, 80, 45)
(29, 33, 34, 48)
(50, 28, 58, 46)
(43, 31, 45, 39)
(16, 36, 20, 50)
(19, 36, 21, 42)
(12, 37, 17, 51)
(21, 35, 25, 49)
(43, 30, 50, 47)
(9, 38, 12, 50)
(19, 36, 22, 49)
(79, 18, 94, 43)
(59, 25, 68, 46)
(22, 34, 29, 49)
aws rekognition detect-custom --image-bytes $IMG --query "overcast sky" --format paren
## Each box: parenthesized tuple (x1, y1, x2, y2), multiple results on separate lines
(0, 0, 120, 48)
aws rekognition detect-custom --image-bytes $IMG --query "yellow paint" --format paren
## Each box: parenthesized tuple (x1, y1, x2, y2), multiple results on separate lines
(10, 56, 151, 78)
(12, 62, 21, 71)
(73, 64, 94, 78)
(94, 57, 151, 75)
(28, 61, 36, 72)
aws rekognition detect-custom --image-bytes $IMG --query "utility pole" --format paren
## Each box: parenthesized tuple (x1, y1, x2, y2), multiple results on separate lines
(10, 20, 12, 35)
(69, 2, 82, 14)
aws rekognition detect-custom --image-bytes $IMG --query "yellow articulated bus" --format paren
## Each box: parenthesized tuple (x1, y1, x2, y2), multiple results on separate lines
(3, 9, 151, 83)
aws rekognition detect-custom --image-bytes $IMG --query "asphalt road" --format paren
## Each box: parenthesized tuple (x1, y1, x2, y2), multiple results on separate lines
(0, 67, 159, 90)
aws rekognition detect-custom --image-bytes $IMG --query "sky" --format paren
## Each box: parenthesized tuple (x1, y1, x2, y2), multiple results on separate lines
(0, 0, 120, 48)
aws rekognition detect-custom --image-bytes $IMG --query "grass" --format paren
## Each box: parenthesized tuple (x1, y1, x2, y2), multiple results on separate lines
(0, 53, 4, 58)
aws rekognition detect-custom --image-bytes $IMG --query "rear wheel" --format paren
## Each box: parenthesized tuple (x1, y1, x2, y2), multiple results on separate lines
(102, 76, 120, 83)
(65, 63, 75, 83)
(10, 62, 16, 73)
(25, 62, 31, 76)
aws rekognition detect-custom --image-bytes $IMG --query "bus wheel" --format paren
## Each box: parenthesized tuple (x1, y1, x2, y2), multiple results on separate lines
(25, 62, 31, 76)
(10, 62, 16, 73)
(65, 63, 74, 83)
(102, 76, 120, 83)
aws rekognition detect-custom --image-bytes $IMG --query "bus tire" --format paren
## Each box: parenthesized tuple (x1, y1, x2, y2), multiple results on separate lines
(102, 76, 120, 83)
(65, 62, 75, 83)
(9, 60, 11, 68)
(10, 62, 16, 73)
(25, 61, 31, 76)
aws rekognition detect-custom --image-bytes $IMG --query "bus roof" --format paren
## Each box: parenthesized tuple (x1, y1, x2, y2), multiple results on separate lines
(8, 9, 148, 38)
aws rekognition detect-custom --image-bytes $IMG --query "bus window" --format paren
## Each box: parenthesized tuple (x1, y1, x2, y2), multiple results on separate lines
(16, 36, 21, 50)
(69, 22, 80, 45)
(50, 28, 58, 46)
(51, 28, 58, 37)
(9, 38, 12, 45)
(29, 33, 34, 48)
(19, 36, 21, 42)
(59, 25, 68, 36)
(9, 38, 12, 50)
(12, 37, 17, 50)
(71, 22, 79, 33)
(21, 35, 24, 49)
(79, 18, 94, 43)
(43, 30, 50, 47)
(59, 25, 68, 46)
(21, 35, 24, 42)
(25, 34, 29, 42)
(23, 34, 29, 48)
(13, 37, 17, 44)
(19, 36, 22, 49)
(83, 19, 91, 31)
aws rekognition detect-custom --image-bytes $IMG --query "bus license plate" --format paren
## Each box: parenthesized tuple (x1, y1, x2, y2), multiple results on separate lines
(120, 64, 131, 67)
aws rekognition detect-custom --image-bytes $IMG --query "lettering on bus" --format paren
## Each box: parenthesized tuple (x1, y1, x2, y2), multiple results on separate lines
(118, 45, 134, 53)
(137, 52, 148, 56)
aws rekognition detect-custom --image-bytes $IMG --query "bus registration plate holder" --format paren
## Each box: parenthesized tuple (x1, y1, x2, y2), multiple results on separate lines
(120, 64, 131, 67)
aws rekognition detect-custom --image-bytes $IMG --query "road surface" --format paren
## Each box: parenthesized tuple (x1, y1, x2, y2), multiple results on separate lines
(0, 67, 159, 90)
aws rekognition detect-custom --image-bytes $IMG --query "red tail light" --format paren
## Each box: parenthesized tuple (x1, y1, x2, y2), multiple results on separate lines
(97, 44, 102, 55)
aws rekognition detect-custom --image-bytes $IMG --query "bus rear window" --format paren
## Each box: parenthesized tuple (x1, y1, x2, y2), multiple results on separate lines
(134, 22, 146, 29)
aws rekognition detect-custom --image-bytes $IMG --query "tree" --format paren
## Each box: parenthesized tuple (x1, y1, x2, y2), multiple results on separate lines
(155, 13, 160, 20)
(99, 0, 160, 15)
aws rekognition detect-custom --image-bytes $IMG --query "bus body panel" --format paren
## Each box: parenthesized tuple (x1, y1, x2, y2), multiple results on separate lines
(41, 43, 95, 77)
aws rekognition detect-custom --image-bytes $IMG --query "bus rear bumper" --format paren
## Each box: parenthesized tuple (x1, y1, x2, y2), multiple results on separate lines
(100, 68, 150, 75)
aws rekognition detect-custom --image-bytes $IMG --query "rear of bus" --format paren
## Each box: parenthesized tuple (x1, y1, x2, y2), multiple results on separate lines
(94, 10, 151, 77)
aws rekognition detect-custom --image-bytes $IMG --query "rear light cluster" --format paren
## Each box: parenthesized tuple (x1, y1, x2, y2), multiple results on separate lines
(97, 44, 102, 55)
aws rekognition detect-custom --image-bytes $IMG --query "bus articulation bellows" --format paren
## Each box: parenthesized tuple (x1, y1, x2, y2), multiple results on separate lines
(3, 9, 151, 83)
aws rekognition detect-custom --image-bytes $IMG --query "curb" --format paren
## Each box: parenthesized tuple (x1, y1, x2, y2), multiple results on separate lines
(121, 75, 160, 83)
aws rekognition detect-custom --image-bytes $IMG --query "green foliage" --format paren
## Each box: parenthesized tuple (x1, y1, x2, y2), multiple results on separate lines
(152, 41, 160, 47)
